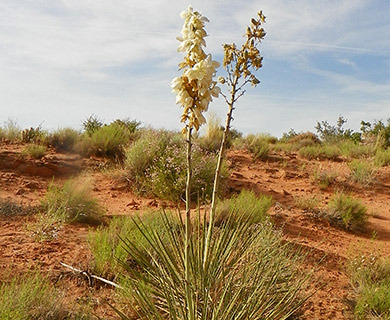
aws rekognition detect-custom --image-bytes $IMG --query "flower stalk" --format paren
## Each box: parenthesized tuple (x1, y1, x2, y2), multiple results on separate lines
(204, 11, 266, 269)
(171, 6, 219, 318)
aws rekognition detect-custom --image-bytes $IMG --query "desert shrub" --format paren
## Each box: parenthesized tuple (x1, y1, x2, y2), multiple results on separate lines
(299, 145, 341, 161)
(327, 192, 367, 231)
(311, 168, 338, 190)
(80, 123, 131, 159)
(112, 118, 141, 135)
(281, 131, 320, 151)
(47, 128, 80, 152)
(22, 144, 47, 159)
(0, 200, 37, 217)
(88, 210, 173, 277)
(289, 131, 320, 144)
(361, 119, 390, 149)
(0, 119, 21, 141)
(294, 196, 320, 211)
(215, 189, 272, 226)
(82, 114, 104, 136)
(243, 133, 276, 160)
(298, 145, 320, 160)
(348, 254, 390, 319)
(41, 177, 104, 224)
(374, 148, 390, 166)
(315, 116, 360, 144)
(125, 130, 228, 202)
(272, 142, 295, 154)
(0, 272, 91, 319)
(339, 140, 375, 159)
(349, 160, 376, 186)
(20, 125, 47, 144)
(115, 209, 309, 319)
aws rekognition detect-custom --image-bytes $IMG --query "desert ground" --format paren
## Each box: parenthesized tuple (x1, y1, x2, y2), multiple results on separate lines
(0, 139, 389, 319)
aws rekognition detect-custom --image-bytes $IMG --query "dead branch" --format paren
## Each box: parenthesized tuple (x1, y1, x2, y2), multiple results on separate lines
(59, 261, 122, 289)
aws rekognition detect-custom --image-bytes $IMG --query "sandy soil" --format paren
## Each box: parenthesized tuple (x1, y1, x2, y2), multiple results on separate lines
(0, 141, 389, 319)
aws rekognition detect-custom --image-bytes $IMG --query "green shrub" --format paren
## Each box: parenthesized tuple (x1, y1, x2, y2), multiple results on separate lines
(22, 144, 47, 159)
(88, 210, 172, 277)
(115, 209, 309, 319)
(315, 116, 359, 144)
(125, 130, 227, 202)
(215, 189, 272, 226)
(47, 128, 80, 152)
(41, 177, 104, 224)
(349, 160, 376, 186)
(327, 193, 367, 231)
(374, 149, 390, 166)
(82, 115, 104, 136)
(0, 273, 91, 319)
(348, 254, 390, 319)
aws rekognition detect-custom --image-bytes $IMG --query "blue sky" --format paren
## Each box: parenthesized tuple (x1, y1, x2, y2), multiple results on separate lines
(0, 0, 389, 137)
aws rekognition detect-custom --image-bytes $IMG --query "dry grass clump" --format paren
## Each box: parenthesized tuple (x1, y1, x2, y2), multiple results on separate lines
(327, 192, 367, 231)
(0, 272, 92, 319)
(241, 133, 277, 161)
(294, 196, 320, 212)
(339, 140, 375, 159)
(47, 128, 80, 152)
(348, 254, 390, 319)
(348, 160, 376, 187)
(299, 145, 341, 161)
(41, 177, 104, 224)
(311, 169, 338, 190)
(0, 119, 21, 142)
(22, 144, 47, 159)
(197, 112, 224, 152)
(215, 189, 272, 226)
(374, 148, 390, 166)
(88, 210, 175, 277)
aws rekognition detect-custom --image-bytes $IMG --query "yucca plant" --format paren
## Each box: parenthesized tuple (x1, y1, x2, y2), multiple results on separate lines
(115, 210, 308, 320)
(113, 6, 309, 320)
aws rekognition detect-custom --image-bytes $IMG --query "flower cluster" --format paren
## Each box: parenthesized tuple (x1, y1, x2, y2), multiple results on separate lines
(171, 6, 220, 134)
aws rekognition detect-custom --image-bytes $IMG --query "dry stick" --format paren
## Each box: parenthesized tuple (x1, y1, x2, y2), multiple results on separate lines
(59, 262, 122, 289)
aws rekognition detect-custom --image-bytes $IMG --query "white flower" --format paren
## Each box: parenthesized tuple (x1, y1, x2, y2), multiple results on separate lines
(172, 7, 220, 131)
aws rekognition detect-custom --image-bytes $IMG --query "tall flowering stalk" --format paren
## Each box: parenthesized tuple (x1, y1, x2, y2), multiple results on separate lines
(171, 6, 219, 318)
(203, 11, 266, 268)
